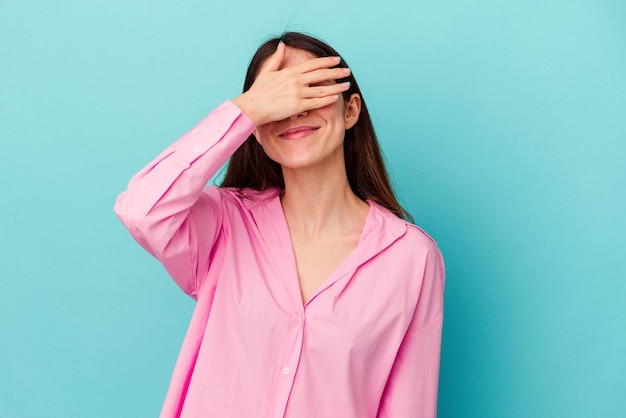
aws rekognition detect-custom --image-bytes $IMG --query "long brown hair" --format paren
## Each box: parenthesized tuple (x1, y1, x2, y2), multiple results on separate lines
(220, 32, 412, 221)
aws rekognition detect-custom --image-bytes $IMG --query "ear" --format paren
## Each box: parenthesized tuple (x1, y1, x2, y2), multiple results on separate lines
(344, 93, 361, 130)
(253, 128, 261, 144)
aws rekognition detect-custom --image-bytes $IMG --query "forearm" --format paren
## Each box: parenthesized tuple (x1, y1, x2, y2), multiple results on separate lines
(114, 100, 255, 259)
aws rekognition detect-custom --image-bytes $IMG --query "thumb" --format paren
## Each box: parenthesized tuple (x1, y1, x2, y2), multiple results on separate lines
(259, 41, 286, 74)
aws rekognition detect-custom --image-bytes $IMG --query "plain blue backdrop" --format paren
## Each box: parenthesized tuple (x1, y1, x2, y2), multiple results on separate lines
(1, 1, 625, 417)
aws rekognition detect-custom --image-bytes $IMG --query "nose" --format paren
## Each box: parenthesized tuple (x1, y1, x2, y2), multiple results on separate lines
(288, 110, 308, 120)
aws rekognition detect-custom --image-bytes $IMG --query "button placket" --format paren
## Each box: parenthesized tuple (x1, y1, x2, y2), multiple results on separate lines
(270, 313, 305, 417)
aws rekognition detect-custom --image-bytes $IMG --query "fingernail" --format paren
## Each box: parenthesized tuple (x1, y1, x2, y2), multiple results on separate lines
(343, 68, 351, 75)
(335, 56, 341, 63)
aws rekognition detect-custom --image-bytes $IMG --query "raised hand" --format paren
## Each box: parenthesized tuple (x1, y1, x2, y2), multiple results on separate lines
(232, 42, 352, 126)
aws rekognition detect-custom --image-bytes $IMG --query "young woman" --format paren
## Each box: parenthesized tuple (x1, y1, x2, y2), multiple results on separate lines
(115, 32, 445, 418)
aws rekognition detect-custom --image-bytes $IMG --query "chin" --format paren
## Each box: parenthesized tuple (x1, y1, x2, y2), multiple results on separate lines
(278, 159, 320, 171)
(265, 144, 344, 172)
(267, 150, 320, 169)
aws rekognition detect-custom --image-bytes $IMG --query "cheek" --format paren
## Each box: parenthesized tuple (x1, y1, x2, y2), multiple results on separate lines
(254, 126, 271, 144)
(254, 127, 281, 160)
(317, 104, 346, 126)
(318, 101, 342, 114)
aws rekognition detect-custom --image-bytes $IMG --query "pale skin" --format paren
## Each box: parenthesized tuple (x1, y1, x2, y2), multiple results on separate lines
(232, 42, 370, 304)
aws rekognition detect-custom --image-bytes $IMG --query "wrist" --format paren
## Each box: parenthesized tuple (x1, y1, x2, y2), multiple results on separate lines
(232, 94, 261, 126)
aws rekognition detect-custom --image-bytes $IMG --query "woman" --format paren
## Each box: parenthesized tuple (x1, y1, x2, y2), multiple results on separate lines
(115, 32, 445, 418)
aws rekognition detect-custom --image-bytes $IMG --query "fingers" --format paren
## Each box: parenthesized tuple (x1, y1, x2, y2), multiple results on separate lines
(260, 48, 346, 86)
(304, 81, 351, 99)
(236, 49, 351, 125)
(289, 82, 350, 117)
(258, 41, 286, 75)
(295, 55, 342, 73)
(301, 67, 351, 87)
(300, 95, 343, 111)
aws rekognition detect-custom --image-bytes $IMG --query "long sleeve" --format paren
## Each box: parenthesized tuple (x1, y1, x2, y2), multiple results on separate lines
(377, 247, 446, 418)
(113, 101, 255, 296)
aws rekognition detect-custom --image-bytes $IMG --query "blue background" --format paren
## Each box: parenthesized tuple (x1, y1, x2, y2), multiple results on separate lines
(1, 1, 625, 417)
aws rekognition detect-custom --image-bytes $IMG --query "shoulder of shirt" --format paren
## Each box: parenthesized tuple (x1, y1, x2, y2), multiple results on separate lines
(369, 201, 439, 250)
(405, 223, 439, 248)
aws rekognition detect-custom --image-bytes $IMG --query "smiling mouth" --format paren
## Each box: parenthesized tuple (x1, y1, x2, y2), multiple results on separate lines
(279, 126, 320, 140)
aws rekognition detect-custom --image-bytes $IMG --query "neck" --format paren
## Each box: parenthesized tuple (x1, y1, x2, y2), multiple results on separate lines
(280, 162, 368, 237)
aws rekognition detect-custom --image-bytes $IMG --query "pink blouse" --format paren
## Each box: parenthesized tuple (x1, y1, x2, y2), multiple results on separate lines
(114, 101, 445, 418)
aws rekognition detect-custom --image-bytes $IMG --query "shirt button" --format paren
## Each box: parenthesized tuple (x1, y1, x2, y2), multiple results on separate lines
(282, 367, 290, 375)
(192, 146, 202, 154)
